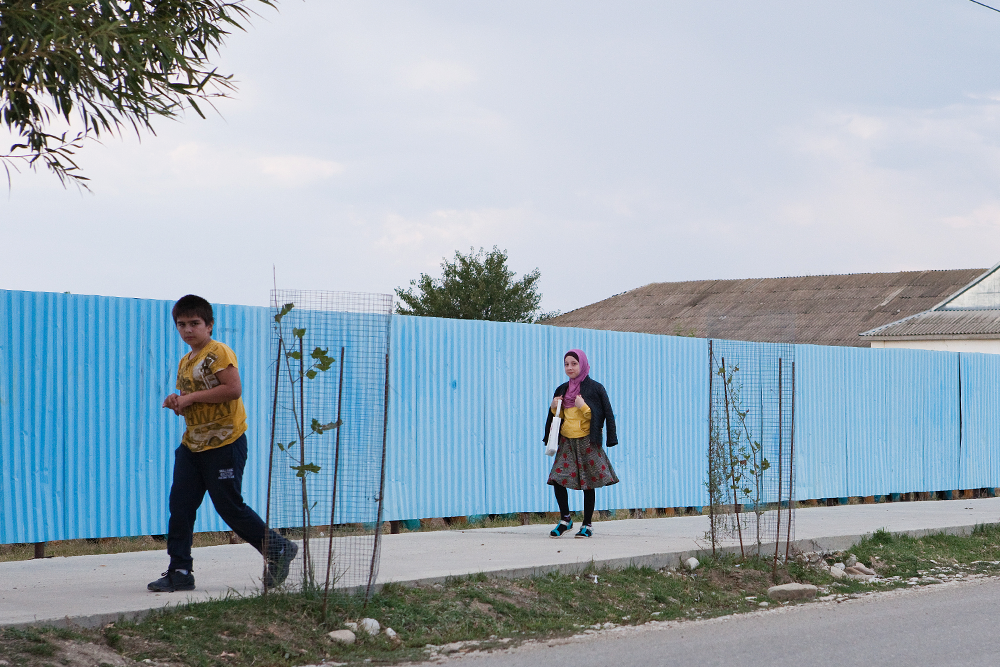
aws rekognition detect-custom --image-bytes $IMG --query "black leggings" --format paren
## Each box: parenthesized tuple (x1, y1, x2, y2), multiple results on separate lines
(553, 483, 595, 525)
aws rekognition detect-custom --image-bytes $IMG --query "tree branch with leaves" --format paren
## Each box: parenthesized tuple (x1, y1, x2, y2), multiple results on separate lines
(0, 0, 275, 187)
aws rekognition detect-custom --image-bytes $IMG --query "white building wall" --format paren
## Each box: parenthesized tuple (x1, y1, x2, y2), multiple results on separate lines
(869, 339, 1000, 354)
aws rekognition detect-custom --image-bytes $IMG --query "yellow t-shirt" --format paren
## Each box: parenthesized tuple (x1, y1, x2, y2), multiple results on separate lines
(555, 401, 591, 439)
(176, 339, 247, 452)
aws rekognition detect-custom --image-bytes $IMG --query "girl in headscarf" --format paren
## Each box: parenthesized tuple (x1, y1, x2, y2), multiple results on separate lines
(543, 349, 619, 538)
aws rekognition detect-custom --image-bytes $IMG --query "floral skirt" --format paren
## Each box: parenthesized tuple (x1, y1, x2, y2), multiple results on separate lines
(547, 435, 619, 490)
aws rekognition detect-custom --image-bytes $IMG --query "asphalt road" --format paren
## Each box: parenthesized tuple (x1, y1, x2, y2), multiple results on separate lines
(433, 577, 1000, 666)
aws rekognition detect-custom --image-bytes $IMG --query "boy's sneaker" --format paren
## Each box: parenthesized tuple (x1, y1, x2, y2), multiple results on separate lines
(147, 569, 195, 592)
(550, 519, 573, 538)
(263, 540, 299, 590)
(575, 525, 593, 538)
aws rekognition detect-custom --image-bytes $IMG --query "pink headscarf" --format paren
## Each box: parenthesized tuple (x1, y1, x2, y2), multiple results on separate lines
(562, 349, 590, 408)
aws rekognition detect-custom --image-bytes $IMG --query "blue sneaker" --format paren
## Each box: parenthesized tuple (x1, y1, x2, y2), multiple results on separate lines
(550, 519, 573, 537)
(575, 525, 593, 538)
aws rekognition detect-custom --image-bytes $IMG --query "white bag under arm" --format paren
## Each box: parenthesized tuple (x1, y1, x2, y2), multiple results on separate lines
(545, 399, 563, 456)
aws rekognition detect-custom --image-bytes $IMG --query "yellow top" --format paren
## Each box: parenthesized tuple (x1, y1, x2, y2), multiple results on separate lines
(554, 401, 591, 438)
(176, 339, 247, 452)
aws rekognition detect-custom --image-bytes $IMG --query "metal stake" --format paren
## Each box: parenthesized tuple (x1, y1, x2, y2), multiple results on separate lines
(708, 340, 716, 555)
(264, 335, 283, 595)
(299, 335, 310, 585)
(786, 361, 796, 561)
(774, 357, 783, 576)
(720, 356, 745, 558)
(366, 350, 392, 601)
(323, 347, 346, 618)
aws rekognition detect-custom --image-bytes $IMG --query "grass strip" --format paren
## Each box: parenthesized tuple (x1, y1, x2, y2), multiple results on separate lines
(5, 524, 1000, 667)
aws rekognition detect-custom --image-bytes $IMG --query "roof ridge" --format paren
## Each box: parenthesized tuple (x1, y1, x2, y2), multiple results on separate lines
(548, 267, 990, 347)
(634, 268, 985, 287)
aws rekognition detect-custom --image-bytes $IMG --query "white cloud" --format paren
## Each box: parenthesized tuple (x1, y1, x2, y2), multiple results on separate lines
(403, 59, 477, 92)
(844, 114, 884, 140)
(162, 143, 344, 188)
(744, 98, 1000, 273)
(254, 155, 346, 186)
(943, 202, 1000, 230)
(377, 207, 523, 250)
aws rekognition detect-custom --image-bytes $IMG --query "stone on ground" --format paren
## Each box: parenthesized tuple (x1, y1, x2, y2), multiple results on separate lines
(327, 630, 356, 644)
(684, 557, 700, 571)
(360, 618, 381, 635)
(767, 583, 818, 601)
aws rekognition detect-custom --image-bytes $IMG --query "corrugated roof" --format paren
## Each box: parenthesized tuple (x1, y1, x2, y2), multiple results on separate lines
(860, 262, 1000, 339)
(861, 310, 1000, 338)
(544, 269, 987, 347)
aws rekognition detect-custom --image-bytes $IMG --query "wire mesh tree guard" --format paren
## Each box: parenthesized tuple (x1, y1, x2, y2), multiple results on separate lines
(265, 290, 392, 606)
(707, 339, 795, 570)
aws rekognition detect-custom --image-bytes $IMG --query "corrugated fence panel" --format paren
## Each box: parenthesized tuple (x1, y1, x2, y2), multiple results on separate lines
(911, 350, 960, 493)
(960, 352, 1000, 489)
(844, 348, 960, 496)
(297, 310, 391, 527)
(133, 297, 183, 536)
(384, 318, 708, 520)
(0, 290, 271, 544)
(385, 316, 487, 520)
(586, 328, 652, 512)
(845, 347, 892, 496)
(643, 333, 708, 509)
(881, 349, 958, 494)
(533, 325, 631, 513)
(192, 304, 272, 534)
(384, 316, 419, 521)
(1, 290, 56, 543)
(542, 325, 622, 512)
(483, 320, 556, 514)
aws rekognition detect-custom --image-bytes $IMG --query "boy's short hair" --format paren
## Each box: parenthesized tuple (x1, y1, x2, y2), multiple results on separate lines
(172, 295, 214, 326)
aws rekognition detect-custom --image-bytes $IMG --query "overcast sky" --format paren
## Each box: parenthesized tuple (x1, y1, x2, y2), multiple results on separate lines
(3, 1, 1000, 314)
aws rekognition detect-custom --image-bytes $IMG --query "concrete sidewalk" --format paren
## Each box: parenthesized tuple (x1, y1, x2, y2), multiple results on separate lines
(3, 497, 1000, 629)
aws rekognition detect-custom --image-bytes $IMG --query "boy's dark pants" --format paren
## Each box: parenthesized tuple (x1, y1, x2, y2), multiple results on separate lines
(167, 434, 285, 572)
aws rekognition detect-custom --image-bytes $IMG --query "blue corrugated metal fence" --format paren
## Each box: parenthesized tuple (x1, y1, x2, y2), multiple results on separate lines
(2, 289, 998, 543)
(383, 317, 707, 520)
(0, 291, 270, 543)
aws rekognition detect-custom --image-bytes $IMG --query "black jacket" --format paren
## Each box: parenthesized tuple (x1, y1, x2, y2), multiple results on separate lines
(542, 376, 618, 448)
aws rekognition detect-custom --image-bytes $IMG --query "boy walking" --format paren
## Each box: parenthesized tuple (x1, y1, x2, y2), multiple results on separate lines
(148, 295, 297, 592)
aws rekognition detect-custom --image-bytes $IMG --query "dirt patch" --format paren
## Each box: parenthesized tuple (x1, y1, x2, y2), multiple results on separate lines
(53, 640, 136, 667)
(112, 632, 176, 664)
(468, 600, 498, 618)
(703, 567, 789, 592)
(488, 583, 540, 609)
(264, 622, 297, 641)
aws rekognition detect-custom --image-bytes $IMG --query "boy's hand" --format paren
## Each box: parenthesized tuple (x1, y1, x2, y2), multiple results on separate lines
(162, 393, 187, 416)
(163, 366, 241, 416)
